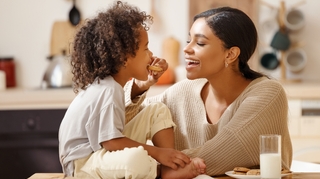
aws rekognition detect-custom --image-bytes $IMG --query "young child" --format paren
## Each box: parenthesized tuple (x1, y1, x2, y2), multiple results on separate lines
(58, 1, 205, 179)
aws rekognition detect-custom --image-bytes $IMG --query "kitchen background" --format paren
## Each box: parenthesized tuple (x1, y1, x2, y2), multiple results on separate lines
(1, 1, 320, 178)
(0, 0, 319, 89)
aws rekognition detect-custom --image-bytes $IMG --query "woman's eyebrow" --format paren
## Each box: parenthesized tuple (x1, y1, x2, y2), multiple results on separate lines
(187, 32, 209, 40)
(194, 33, 209, 39)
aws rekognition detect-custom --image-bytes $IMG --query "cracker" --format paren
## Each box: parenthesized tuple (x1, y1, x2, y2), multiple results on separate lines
(246, 169, 260, 175)
(233, 167, 250, 173)
(232, 171, 246, 175)
(148, 65, 163, 72)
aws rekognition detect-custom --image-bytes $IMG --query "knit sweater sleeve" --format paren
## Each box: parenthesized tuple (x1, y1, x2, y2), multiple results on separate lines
(124, 80, 144, 124)
(124, 79, 165, 124)
(182, 78, 292, 176)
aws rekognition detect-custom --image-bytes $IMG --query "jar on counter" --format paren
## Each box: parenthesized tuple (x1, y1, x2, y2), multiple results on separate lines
(0, 57, 16, 87)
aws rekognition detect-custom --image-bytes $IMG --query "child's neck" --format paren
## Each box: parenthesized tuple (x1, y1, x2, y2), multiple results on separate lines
(111, 73, 130, 87)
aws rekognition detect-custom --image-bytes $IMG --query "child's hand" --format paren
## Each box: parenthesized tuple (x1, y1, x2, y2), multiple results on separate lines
(154, 147, 191, 170)
(148, 56, 168, 81)
(135, 56, 168, 90)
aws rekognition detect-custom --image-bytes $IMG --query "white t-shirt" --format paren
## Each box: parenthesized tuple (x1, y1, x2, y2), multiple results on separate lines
(59, 76, 125, 176)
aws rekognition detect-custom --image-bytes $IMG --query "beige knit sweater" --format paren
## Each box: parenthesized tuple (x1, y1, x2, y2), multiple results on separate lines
(124, 77, 292, 176)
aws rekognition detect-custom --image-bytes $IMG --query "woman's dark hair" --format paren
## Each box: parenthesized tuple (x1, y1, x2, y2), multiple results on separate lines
(71, 1, 152, 93)
(194, 7, 264, 80)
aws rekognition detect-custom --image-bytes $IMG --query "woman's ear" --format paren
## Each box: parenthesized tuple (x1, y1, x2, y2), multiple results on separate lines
(226, 46, 240, 63)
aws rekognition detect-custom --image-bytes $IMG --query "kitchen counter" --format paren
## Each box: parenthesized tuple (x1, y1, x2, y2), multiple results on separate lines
(0, 81, 319, 110)
(0, 87, 75, 110)
(0, 85, 170, 110)
(282, 80, 320, 99)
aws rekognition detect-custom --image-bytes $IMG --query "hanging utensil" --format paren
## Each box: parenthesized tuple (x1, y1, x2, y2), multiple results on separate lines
(69, 0, 81, 26)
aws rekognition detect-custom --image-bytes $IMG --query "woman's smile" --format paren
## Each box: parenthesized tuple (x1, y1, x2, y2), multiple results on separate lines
(185, 59, 200, 71)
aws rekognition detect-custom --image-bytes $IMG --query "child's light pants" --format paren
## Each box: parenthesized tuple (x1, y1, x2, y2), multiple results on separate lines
(73, 102, 175, 179)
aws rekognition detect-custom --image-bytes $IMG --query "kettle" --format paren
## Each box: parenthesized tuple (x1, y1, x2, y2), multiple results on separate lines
(41, 53, 73, 89)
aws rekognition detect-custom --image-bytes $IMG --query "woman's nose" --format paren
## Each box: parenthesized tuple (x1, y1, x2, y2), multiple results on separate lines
(183, 44, 192, 54)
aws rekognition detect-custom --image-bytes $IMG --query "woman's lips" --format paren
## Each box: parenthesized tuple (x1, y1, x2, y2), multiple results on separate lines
(185, 59, 200, 70)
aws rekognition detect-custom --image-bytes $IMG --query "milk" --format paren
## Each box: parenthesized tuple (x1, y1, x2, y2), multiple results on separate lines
(260, 153, 281, 179)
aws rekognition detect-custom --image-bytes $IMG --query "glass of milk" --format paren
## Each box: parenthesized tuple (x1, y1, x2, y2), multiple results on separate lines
(260, 134, 281, 179)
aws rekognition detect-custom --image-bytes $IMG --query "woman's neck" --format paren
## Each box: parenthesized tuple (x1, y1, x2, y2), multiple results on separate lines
(206, 74, 251, 105)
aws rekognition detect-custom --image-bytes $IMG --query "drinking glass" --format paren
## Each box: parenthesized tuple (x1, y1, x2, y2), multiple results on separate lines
(260, 134, 281, 179)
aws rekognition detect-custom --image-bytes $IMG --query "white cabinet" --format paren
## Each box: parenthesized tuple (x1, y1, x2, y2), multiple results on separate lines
(288, 99, 301, 136)
(301, 116, 320, 137)
(288, 98, 320, 163)
(288, 99, 320, 137)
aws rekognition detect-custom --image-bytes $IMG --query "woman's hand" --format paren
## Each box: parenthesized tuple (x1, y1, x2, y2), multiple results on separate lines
(153, 147, 191, 170)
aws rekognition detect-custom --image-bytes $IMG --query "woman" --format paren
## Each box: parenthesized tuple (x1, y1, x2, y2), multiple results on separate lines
(124, 6, 292, 178)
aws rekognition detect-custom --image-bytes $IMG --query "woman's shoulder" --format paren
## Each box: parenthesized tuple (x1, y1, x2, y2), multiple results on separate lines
(251, 77, 284, 89)
(246, 77, 286, 97)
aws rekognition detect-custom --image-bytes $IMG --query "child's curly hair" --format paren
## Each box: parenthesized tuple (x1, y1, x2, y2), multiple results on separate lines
(71, 1, 152, 93)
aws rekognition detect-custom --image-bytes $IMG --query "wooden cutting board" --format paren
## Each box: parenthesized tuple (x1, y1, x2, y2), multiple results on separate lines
(50, 21, 82, 56)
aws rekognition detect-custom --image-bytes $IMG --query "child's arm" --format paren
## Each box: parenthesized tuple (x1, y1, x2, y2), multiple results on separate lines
(101, 137, 190, 170)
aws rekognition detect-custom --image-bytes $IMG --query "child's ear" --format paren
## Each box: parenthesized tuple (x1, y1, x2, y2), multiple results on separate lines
(226, 46, 240, 63)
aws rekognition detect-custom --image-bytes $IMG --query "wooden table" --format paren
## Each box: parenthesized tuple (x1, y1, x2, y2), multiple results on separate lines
(214, 172, 320, 179)
(282, 173, 320, 178)
(29, 172, 320, 179)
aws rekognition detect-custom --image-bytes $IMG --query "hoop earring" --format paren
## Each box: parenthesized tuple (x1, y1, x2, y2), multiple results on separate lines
(225, 61, 229, 68)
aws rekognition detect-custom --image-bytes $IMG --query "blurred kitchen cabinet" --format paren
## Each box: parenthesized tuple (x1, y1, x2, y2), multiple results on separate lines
(0, 109, 66, 179)
(188, 0, 259, 70)
(0, 88, 73, 178)
(287, 98, 320, 163)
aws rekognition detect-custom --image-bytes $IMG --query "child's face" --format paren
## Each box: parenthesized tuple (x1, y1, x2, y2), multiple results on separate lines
(126, 27, 153, 81)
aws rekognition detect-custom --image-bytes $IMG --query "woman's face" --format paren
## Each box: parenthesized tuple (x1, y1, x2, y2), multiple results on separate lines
(184, 18, 228, 80)
(126, 27, 153, 81)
